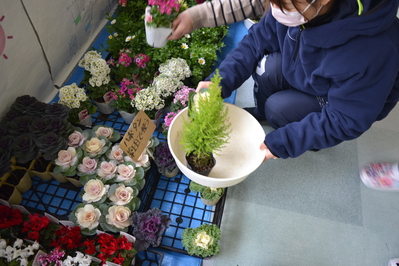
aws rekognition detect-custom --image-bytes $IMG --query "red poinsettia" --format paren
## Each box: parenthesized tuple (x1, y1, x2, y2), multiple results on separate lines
(0, 205, 23, 229)
(21, 213, 51, 241)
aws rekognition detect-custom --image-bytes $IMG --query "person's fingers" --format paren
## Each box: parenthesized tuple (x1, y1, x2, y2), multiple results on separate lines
(195, 81, 212, 93)
(167, 11, 193, 41)
(260, 142, 267, 150)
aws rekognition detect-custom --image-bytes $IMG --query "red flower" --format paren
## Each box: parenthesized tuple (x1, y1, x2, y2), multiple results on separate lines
(21, 213, 50, 241)
(50, 225, 83, 250)
(83, 239, 96, 255)
(112, 253, 125, 265)
(0, 205, 23, 229)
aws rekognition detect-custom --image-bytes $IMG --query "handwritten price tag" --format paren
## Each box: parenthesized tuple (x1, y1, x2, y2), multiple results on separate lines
(119, 110, 156, 161)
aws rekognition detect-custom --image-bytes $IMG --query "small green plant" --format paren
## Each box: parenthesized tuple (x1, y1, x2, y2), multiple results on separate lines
(189, 181, 225, 201)
(181, 223, 221, 257)
(179, 70, 232, 171)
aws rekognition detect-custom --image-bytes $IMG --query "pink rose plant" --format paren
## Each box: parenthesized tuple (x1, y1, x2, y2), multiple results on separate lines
(77, 157, 98, 176)
(97, 160, 118, 182)
(53, 147, 83, 176)
(93, 125, 120, 142)
(82, 179, 109, 203)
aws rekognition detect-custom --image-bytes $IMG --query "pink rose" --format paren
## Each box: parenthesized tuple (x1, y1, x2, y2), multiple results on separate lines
(68, 130, 86, 148)
(95, 127, 113, 139)
(97, 161, 117, 181)
(78, 157, 98, 175)
(54, 147, 78, 169)
(108, 145, 125, 163)
(82, 179, 109, 203)
(116, 164, 136, 183)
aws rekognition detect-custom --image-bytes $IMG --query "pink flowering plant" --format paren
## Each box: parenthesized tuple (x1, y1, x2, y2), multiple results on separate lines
(109, 78, 143, 113)
(145, 0, 181, 28)
(52, 147, 83, 177)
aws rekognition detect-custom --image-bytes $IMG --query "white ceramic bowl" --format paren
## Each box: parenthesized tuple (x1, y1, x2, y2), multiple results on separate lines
(167, 103, 266, 188)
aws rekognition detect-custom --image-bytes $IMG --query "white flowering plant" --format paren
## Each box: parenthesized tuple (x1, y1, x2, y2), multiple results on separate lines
(0, 238, 40, 266)
(132, 86, 165, 119)
(58, 83, 97, 125)
(78, 50, 115, 102)
(181, 223, 221, 257)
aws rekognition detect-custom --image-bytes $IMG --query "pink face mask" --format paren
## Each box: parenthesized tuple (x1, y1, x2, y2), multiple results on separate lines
(270, 0, 323, 27)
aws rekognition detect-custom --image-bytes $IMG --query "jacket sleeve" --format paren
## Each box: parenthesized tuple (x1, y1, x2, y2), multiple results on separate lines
(186, 0, 267, 30)
(206, 11, 283, 98)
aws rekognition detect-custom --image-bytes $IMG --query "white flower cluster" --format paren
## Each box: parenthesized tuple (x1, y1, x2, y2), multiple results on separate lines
(158, 57, 191, 81)
(78, 50, 111, 87)
(152, 74, 183, 98)
(132, 87, 165, 112)
(0, 238, 39, 266)
(59, 83, 88, 109)
(62, 251, 92, 266)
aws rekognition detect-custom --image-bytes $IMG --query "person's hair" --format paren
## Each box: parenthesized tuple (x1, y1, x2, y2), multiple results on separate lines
(269, 0, 316, 13)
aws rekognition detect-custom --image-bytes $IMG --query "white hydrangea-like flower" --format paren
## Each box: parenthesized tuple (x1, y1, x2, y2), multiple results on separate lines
(58, 83, 88, 109)
(78, 50, 102, 70)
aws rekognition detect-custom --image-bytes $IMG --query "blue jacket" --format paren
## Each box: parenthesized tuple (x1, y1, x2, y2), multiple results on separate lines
(209, 0, 399, 158)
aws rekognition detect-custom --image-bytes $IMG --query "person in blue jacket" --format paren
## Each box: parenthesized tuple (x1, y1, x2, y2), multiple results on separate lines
(197, 0, 399, 162)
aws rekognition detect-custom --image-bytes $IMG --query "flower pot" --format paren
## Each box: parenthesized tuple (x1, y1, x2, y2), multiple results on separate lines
(151, 109, 163, 128)
(0, 183, 22, 205)
(186, 152, 216, 177)
(49, 163, 69, 183)
(29, 156, 53, 180)
(201, 194, 222, 206)
(79, 114, 93, 127)
(67, 176, 83, 187)
(3, 166, 32, 193)
(94, 99, 115, 115)
(168, 103, 267, 188)
(160, 167, 179, 178)
(145, 7, 172, 48)
(119, 110, 137, 124)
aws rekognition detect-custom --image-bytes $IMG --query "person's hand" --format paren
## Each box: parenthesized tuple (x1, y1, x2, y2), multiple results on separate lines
(167, 11, 193, 41)
(260, 142, 278, 163)
(196, 81, 212, 93)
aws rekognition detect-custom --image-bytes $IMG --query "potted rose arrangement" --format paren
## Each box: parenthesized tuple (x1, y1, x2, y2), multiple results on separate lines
(144, 0, 181, 48)
(181, 223, 221, 257)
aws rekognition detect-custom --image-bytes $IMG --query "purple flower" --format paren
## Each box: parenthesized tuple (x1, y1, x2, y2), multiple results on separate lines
(44, 102, 70, 120)
(131, 207, 171, 251)
(11, 95, 38, 113)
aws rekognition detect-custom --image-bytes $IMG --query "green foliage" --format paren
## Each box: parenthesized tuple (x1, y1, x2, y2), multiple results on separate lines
(189, 181, 225, 201)
(103, 0, 228, 87)
(180, 70, 232, 164)
(181, 223, 221, 257)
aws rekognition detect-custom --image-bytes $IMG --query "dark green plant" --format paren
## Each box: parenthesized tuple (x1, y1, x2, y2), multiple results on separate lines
(189, 181, 225, 201)
(179, 70, 232, 167)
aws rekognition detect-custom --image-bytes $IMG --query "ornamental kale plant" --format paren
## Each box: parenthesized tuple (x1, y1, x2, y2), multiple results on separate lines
(189, 181, 225, 201)
(153, 141, 177, 173)
(131, 207, 171, 251)
(181, 223, 221, 257)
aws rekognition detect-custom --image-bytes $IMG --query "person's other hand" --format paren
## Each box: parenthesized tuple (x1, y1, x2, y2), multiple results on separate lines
(260, 142, 278, 163)
(167, 11, 193, 41)
(196, 81, 212, 93)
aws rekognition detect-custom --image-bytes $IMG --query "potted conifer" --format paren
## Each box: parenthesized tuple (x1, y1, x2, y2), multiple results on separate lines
(179, 70, 232, 176)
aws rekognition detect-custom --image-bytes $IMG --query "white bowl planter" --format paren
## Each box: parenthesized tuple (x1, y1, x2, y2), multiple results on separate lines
(168, 103, 266, 188)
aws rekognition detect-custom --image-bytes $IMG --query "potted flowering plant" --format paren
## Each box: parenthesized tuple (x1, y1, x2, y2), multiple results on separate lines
(132, 87, 165, 127)
(144, 0, 181, 48)
(58, 83, 97, 126)
(109, 78, 143, 124)
(78, 50, 116, 114)
(153, 141, 179, 177)
(181, 223, 221, 257)
(130, 207, 171, 251)
(0, 238, 40, 266)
